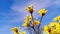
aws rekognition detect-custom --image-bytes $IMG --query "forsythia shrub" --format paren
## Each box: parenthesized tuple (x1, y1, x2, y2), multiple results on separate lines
(11, 4, 60, 34)
(11, 4, 48, 34)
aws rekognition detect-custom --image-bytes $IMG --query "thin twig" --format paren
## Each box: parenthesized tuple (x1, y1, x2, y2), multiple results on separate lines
(38, 16, 43, 34)
(31, 14, 37, 34)
(30, 28, 32, 34)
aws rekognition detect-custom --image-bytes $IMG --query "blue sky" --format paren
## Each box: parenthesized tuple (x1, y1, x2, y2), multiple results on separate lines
(0, 0, 60, 34)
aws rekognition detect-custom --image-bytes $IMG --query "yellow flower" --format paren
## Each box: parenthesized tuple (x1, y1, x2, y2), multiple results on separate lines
(21, 31, 26, 34)
(43, 25, 49, 32)
(50, 30, 56, 34)
(11, 27, 20, 34)
(25, 4, 33, 14)
(43, 16, 60, 34)
(54, 15, 60, 22)
(22, 15, 32, 27)
(58, 15, 60, 20)
(32, 19, 40, 26)
(55, 24, 60, 34)
(24, 15, 32, 22)
(56, 23, 60, 30)
(22, 22, 30, 27)
(38, 9, 48, 16)
(49, 22, 56, 27)
(54, 17, 58, 21)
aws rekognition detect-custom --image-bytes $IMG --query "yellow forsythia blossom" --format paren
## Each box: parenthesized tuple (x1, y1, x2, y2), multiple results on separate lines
(49, 22, 57, 27)
(22, 22, 30, 27)
(25, 4, 33, 14)
(54, 15, 60, 22)
(54, 17, 58, 21)
(24, 15, 32, 22)
(32, 19, 40, 26)
(21, 31, 26, 34)
(22, 15, 32, 27)
(38, 9, 47, 16)
(43, 25, 49, 32)
(43, 18, 60, 34)
(11, 27, 20, 34)
(38, 9, 48, 16)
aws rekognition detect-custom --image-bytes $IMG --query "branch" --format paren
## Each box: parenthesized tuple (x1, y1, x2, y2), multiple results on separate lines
(38, 16, 43, 34)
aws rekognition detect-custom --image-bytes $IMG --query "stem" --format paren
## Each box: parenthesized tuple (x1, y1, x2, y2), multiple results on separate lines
(32, 26, 37, 34)
(38, 16, 43, 34)
(31, 14, 37, 34)
(30, 28, 32, 34)
(31, 14, 34, 24)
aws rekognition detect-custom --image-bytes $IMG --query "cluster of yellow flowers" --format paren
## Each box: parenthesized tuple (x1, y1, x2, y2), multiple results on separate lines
(22, 4, 48, 28)
(22, 15, 32, 28)
(32, 19, 40, 26)
(22, 4, 48, 34)
(11, 4, 48, 34)
(25, 4, 48, 16)
(43, 15, 60, 34)
(11, 27, 26, 34)
(22, 16, 41, 27)
(11, 4, 60, 34)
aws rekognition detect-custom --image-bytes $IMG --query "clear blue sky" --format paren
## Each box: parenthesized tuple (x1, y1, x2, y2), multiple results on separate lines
(0, 0, 60, 34)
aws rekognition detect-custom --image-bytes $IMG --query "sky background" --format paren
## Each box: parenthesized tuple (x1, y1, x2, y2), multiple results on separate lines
(0, 0, 60, 34)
